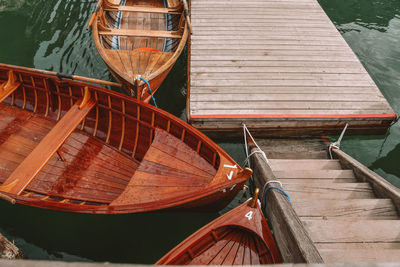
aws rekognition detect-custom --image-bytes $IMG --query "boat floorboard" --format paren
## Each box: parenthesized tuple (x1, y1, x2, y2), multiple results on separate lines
(0, 104, 137, 203)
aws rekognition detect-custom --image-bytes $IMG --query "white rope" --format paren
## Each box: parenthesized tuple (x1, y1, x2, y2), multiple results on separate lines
(262, 180, 283, 199)
(264, 180, 283, 187)
(242, 123, 269, 166)
(243, 149, 267, 166)
(329, 123, 348, 159)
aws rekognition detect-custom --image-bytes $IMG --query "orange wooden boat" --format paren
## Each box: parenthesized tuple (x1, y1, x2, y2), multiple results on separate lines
(156, 189, 282, 265)
(0, 63, 251, 214)
(90, 0, 189, 102)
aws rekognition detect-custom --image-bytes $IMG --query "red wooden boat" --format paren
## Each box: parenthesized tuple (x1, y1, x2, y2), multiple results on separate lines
(0, 63, 251, 214)
(90, 0, 189, 102)
(156, 189, 282, 265)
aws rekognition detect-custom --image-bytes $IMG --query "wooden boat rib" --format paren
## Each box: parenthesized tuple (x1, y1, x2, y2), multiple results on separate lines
(91, 0, 189, 102)
(156, 189, 282, 265)
(0, 63, 251, 214)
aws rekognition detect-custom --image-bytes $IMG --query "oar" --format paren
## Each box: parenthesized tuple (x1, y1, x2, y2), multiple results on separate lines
(181, 0, 192, 34)
(87, 0, 103, 30)
(55, 72, 122, 88)
(0, 192, 16, 204)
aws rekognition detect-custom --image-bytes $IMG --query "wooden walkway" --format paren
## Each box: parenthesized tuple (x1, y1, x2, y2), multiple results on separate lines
(251, 138, 400, 263)
(188, 0, 396, 135)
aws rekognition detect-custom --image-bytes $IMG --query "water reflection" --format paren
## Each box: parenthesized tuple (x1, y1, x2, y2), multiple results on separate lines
(319, 0, 400, 31)
(0, 201, 218, 263)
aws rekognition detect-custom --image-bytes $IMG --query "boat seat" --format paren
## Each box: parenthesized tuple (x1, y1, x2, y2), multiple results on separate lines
(103, 6, 181, 14)
(0, 87, 96, 195)
(98, 27, 183, 39)
(0, 70, 21, 103)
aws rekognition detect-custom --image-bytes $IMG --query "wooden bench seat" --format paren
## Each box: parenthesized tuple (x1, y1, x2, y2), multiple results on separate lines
(98, 27, 183, 39)
(104, 6, 181, 14)
(0, 71, 21, 103)
(0, 90, 96, 195)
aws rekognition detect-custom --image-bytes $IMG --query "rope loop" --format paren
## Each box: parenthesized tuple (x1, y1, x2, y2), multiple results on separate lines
(138, 76, 158, 108)
(263, 185, 291, 205)
(243, 149, 267, 166)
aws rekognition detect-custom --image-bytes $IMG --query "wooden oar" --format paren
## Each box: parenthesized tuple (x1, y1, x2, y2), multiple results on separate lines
(87, 0, 103, 30)
(0, 192, 16, 204)
(0, 63, 122, 88)
(181, 0, 192, 34)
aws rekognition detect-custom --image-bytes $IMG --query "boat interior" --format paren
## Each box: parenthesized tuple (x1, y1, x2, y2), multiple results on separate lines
(162, 226, 276, 265)
(0, 67, 222, 210)
(95, 0, 185, 82)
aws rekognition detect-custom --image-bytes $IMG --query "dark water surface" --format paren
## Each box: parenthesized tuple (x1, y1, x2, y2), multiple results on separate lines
(0, 0, 399, 263)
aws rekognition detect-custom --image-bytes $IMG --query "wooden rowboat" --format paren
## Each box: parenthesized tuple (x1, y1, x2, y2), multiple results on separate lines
(0, 63, 251, 214)
(90, 0, 189, 102)
(156, 189, 282, 265)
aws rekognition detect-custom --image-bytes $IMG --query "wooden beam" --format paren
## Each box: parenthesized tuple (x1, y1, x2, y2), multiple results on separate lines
(0, 97, 96, 195)
(332, 148, 400, 214)
(104, 6, 181, 14)
(98, 28, 183, 39)
(250, 145, 323, 263)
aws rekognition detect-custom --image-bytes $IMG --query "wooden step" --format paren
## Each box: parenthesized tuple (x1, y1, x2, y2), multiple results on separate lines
(316, 242, 400, 250)
(280, 178, 358, 184)
(269, 159, 342, 171)
(266, 150, 328, 159)
(274, 169, 355, 179)
(302, 219, 400, 243)
(319, 248, 400, 263)
(284, 183, 375, 200)
(293, 199, 399, 219)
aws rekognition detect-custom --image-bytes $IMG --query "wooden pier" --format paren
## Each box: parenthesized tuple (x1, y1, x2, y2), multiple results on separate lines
(187, 0, 396, 135)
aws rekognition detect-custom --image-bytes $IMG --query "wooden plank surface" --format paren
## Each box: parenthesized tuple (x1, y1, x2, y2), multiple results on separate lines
(0, 99, 96, 195)
(303, 219, 400, 243)
(319, 249, 400, 263)
(188, 0, 395, 132)
(293, 199, 399, 218)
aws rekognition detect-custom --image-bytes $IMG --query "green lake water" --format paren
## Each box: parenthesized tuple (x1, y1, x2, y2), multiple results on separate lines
(0, 0, 399, 263)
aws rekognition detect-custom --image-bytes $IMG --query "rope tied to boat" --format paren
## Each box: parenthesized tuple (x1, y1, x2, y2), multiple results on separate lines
(328, 123, 348, 159)
(242, 123, 269, 169)
(137, 75, 158, 108)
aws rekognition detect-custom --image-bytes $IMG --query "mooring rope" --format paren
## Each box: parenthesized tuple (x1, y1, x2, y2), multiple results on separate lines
(242, 123, 269, 168)
(138, 76, 158, 108)
(242, 124, 292, 206)
(329, 123, 348, 159)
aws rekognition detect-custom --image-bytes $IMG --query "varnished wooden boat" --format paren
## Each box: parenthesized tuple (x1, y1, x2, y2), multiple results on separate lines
(156, 189, 282, 265)
(90, 0, 189, 102)
(0, 63, 251, 214)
